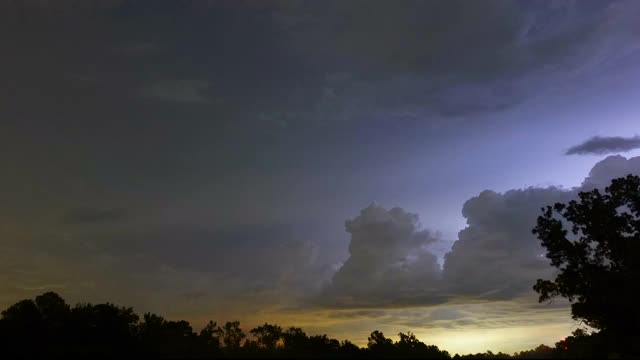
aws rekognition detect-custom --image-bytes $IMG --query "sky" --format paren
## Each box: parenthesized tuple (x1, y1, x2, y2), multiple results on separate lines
(2, 0, 640, 355)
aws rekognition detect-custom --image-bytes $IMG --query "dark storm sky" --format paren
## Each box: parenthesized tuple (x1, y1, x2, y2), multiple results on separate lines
(2, 0, 640, 353)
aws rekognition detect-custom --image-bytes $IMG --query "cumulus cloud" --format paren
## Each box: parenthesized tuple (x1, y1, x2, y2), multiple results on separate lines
(442, 188, 573, 299)
(443, 155, 640, 300)
(581, 154, 640, 189)
(565, 135, 640, 155)
(323, 203, 443, 306)
(324, 155, 640, 307)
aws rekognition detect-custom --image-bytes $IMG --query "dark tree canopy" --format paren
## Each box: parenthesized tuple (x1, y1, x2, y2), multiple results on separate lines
(533, 174, 640, 354)
(0, 292, 454, 358)
(249, 323, 283, 350)
(220, 320, 246, 350)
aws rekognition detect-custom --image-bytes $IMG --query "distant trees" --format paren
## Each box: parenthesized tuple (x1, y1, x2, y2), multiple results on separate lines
(395, 331, 450, 359)
(250, 323, 282, 350)
(199, 320, 222, 352)
(365, 330, 449, 359)
(0, 292, 458, 358)
(367, 330, 394, 356)
(533, 174, 640, 356)
(219, 320, 246, 350)
(4, 290, 613, 358)
(512, 344, 553, 359)
(138, 313, 199, 357)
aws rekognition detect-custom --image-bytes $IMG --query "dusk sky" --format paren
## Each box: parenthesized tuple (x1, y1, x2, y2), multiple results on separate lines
(2, 0, 640, 354)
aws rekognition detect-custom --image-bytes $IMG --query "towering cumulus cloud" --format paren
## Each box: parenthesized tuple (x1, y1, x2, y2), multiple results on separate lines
(582, 155, 640, 189)
(442, 188, 573, 299)
(326, 204, 442, 306)
(444, 155, 640, 301)
(326, 155, 640, 307)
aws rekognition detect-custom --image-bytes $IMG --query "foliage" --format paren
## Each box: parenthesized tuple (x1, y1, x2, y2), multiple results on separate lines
(533, 175, 640, 356)
(0, 292, 456, 358)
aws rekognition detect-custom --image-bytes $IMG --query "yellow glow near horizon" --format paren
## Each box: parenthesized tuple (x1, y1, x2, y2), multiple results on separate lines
(182, 299, 577, 356)
(417, 322, 574, 355)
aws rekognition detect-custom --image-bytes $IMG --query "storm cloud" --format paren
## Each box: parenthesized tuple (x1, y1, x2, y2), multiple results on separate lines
(324, 204, 442, 307)
(440, 155, 640, 301)
(3, 1, 640, 352)
(565, 135, 640, 155)
(325, 155, 640, 307)
(62, 207, 127, 224)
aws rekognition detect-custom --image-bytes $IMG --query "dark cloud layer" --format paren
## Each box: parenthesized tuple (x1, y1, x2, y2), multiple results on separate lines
(2, 2, 640, 345)
(3, 0, 637, 134)
(565, 135, 640, 155)
(62, 207, 127, 224)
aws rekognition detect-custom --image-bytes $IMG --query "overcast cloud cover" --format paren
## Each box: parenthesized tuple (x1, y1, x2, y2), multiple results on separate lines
(2, 0, 640, 354)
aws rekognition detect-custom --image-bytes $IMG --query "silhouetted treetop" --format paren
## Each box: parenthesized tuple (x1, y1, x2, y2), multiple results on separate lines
(533, 174, 640, 356)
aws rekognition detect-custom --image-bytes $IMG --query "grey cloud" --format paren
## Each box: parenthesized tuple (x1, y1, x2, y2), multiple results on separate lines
(326, 309, 388, 320)
(140, 79, 213, 104)
(582, 154, 640, 189)
(322, 155, 640, 308)
(70, 222, 333, 301)
(63, 207, 127, 224)
(322, 203, 443, 307)
(264, 0, 639, 121)
(427, 307, 470, 322)
(0, 220, 328, 317)
(442, 187, 573, 300)
(565, 135, 640, 155)
(442, 155, 640, 300)
(18, 283, 68, 291)
(5, 0, 638, 137)
(118, 41, 158, 56)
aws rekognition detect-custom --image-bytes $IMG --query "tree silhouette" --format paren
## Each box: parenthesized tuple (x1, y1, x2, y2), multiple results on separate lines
(199, 320, 222, 346)
(250, 323, 283, 350)
(1, 291, 592, 358)
(35, 291, 70, 323)
(138, 312, 200, 357)
(1, 299, 42, 324)
(0, 299, 44, 357)
(220, 320, 246, 351)
(512, 344, 553, 358)
(367, 330, 394, 357)
(281, 326, 309, 356)
(309, 334, 341, 353)
(396, 332, 450, 359)
(533, 174, 640, 356)
(69, 302, 139, 355)
(339, 339, 362, 357)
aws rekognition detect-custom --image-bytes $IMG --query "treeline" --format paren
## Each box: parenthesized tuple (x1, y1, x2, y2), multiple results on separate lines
(0, 292, 591, 358)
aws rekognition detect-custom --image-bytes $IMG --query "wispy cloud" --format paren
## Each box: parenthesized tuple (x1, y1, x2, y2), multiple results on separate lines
(566, 135, 640, 155)
(19, 283, 68, 291)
